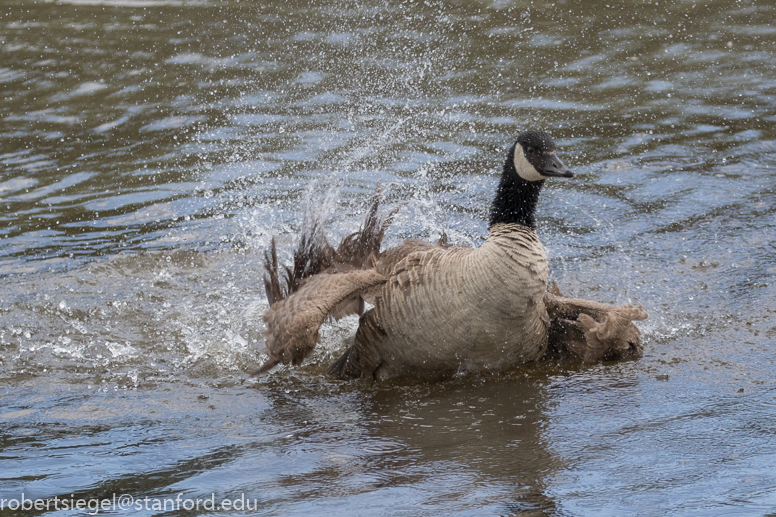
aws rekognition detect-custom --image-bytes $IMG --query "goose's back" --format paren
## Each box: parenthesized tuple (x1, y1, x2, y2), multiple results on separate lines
(347, 223, 551, 380)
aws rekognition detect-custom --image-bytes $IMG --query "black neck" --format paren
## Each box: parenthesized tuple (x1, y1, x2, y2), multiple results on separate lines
(489, 146, 544, 228)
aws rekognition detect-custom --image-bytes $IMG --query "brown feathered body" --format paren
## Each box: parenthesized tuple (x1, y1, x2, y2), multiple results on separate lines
(332, 224, 550, 379)
(258, 199, 648, 381)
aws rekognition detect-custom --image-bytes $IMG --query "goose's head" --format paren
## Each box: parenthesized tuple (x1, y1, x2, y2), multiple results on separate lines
(490, 131, 573, 228)
(511, 131, 573, 182)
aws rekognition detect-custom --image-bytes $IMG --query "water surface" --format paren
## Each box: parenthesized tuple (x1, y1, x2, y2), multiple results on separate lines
(2, 0, 776, 515)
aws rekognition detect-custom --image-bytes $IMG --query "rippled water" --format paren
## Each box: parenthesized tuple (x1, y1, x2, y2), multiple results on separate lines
(2, 0, 775, 514)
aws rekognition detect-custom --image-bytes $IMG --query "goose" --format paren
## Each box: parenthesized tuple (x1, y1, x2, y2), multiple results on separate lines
(258, 131, 648, 380)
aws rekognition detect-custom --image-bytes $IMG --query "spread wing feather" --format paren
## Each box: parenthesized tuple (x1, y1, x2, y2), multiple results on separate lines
(256, 269, 388, 373)
(263, 186, 401, 308)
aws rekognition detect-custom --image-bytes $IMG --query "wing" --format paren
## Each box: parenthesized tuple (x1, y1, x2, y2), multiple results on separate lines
(263, 186, 402, 307)
(256, 269, 388, 373)
(544, 282, 649, 362)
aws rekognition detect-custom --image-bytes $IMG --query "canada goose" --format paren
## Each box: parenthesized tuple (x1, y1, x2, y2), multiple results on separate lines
(258, 131, 648, 380)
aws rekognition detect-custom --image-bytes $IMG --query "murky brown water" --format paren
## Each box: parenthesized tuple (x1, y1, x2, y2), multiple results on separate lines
(2, 0, 775, 515)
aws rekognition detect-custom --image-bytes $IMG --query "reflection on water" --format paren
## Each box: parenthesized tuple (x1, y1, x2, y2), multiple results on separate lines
(1, 0, 775, 514)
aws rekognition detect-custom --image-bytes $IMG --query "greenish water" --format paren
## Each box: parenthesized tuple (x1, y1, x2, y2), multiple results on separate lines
(1, 0, 775, 515)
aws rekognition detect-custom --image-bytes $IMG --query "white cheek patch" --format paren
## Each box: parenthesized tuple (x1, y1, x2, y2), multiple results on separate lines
(513, 144, 544, 182)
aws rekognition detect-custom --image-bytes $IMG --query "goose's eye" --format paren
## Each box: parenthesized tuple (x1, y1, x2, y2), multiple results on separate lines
(526, 146, 536, 156)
